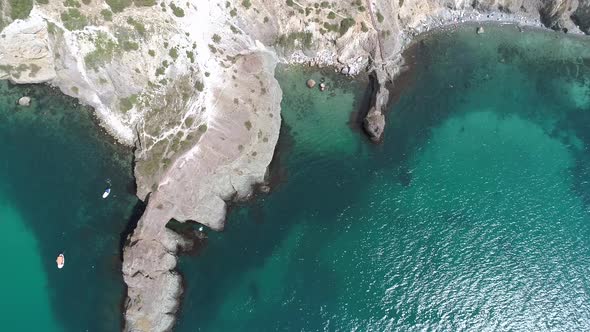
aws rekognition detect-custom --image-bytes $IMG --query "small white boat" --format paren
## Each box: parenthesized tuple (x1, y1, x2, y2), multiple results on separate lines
(56, 254, 65, 269)
(102, 188, 111, 199)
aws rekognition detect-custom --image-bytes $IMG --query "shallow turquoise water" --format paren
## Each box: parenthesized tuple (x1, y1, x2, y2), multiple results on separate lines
(0, 83, 138, 331)
(176, 25, 590, 331)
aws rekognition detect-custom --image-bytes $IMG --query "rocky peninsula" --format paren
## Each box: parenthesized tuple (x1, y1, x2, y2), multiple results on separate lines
(0, 0, 589, 331)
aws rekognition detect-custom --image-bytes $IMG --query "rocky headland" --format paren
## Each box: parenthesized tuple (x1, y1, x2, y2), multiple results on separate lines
(0, 0, 589, 331)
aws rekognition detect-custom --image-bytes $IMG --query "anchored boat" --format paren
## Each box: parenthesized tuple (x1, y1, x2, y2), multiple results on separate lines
(56, 254, 65, 269)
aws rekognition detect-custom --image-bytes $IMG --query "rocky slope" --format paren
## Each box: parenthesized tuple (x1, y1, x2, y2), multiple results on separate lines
(0, 0, 589, 331)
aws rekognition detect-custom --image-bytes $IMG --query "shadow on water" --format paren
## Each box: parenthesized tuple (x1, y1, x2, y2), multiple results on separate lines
(118, 199, 147, 260)
(175, 75, 375, 331)
(0, 81, 139, 332)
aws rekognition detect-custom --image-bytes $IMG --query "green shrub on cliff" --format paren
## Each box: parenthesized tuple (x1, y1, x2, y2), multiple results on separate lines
(376, 12, 384, 23)
(120, 94, 138, 111)
(106, 0, 156, 12)
(61, 8, 88, 30)
(84, 32, 117, 70)
(339, 18, 355, 35)
(106, 0, 131, 13)
(64, 0, 81, 8)
(9, 0, 33, 20)
(134, 0, 156, 6)
(126, 17, 146, 36)
(275, 32, 313, 50)
(169, 3, 185, 17)
(101, 9, 113, 21)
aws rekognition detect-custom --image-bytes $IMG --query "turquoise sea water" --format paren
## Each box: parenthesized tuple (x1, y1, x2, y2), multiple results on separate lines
(0, 83, 138, 331)
(176, 25, 590, 331)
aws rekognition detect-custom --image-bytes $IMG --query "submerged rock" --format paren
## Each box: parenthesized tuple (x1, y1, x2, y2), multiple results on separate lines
(17, 96, 31, 106)
(477, 26, 485, 34)
(319, 83, 326, 91)
(306, 79, 316, 88)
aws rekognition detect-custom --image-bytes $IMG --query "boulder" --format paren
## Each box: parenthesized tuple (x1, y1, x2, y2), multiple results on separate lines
(18, 96, 31, 106)
(319, 83, 326, 91)
(306, 79, 316, 88)
(363, 109, 386, 142)
(476, 26, 485, 34)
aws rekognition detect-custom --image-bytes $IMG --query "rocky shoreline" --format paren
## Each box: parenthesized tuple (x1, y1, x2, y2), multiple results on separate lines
(0, 1, 589, 331)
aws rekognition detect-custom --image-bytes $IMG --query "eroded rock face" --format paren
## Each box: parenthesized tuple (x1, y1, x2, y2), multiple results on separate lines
(573, 2, 590, 33)
(0, 15, 55, 83)
(122, 50, 281, 331)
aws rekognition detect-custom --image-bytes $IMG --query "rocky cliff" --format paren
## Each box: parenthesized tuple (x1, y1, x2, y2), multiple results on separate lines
(0, 0, 588, 331)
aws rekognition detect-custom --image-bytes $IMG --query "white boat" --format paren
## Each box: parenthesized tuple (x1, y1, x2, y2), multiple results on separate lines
(56, 254, 65, 269)
(102, 188, 111, 199)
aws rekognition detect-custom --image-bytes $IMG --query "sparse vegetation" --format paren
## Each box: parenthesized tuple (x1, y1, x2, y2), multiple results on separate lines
(230, 25, 240, 34)
(377, 12, 384, 23)
(121, 40, 139, 51)
(186, 51, 194, 63)
(127, 17, 146, 36)
(169, 3, 185, 17)
(241, 0, 251, 9)
(64, 0, 81, 8)
(212, 34, 221, 43)
(61, 8, 89, 31)
(169, 47, 178, 59)
(101, 9, 113, 21)
(120, 94, 138, 111)
(9, 0, 33, 20)
(105, 0, 130, 13)
(275, 31, 313, 50)
(361, 21, 368, 32)
(84, 32, 117, 70)
(195, 80, 204, 91)
(339, 18, 355, 35)
(148, 49, 156, 56)
(134, 0, 156, 5)
(29, 64, 41, 77)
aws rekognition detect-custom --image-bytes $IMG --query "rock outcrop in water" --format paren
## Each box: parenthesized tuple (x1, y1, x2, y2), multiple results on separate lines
(0, 0, 589, 331)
